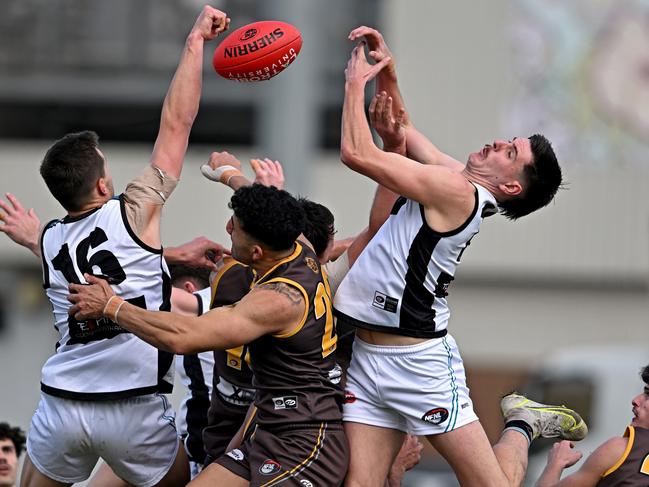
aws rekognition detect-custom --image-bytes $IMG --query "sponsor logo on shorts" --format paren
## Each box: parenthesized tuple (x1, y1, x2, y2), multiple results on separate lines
(300, 480, 314, 487)
(226, 448, 245, 461)
(344, 390, 356, 404)
(422, 407, 449, 425)
(259, 459, 282, 475)
(372, 291, 398, 313)
(272, 396, 298, 409)
(461, 402, 470, 409)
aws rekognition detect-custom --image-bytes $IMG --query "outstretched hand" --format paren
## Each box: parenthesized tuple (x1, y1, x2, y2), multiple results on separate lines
(166, 236, 230, 270)
(191, 6, 230, 41)
(0, 193, 42, 256)
(250, 158, 285, 189)
(68, 274, 115, 321)
(201, 151, 243, 184)
(547, 440, 583, 469)
(369, 91, 407, 152)
(345, 42, 392, 87)
(349, 26, 396, 79)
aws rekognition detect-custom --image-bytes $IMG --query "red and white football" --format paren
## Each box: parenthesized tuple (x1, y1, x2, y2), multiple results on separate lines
(213, 20, 302, 82)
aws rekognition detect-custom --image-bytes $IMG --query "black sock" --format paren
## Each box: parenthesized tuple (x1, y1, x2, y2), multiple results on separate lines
(504, 420, 533, 444)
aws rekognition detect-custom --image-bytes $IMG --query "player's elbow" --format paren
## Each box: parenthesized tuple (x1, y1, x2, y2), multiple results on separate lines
(157, 333, 185, 354)
(160, 324, 196, 355)
(161, 106, 196, 134)
(340, 143, 364, 170)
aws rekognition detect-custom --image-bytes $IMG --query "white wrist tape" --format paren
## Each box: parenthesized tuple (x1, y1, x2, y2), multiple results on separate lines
(200, 164, 238, 183)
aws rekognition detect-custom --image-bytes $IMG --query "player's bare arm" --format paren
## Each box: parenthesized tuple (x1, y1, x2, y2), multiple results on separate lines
(170, 287, 203, 316)
(128, 7, 230, 249)
(201, 151, 285, 191)
(164, 236, 229, 270)
(535, 437, 628, 487)
(0, 193, 42, 258)
(341, 43, 475, 231)
(350, 26, 464, 171)
(67, 273, 305, 355)
(152, 7, 229, 179)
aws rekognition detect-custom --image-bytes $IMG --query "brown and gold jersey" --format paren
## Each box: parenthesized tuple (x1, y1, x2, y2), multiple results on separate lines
(209, 258, 256, 390)
(249, 241, 343, 427)
(597, 426, 649, 487)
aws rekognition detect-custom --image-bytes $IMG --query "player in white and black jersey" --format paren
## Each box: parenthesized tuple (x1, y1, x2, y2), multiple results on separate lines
(13, 7, 231, 487)
(334, 28, 586, 487)
(168, 264, 215, 478)
(199, 152, 424, 485)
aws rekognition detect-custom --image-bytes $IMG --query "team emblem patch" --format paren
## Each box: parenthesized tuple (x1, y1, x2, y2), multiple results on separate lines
(259, 459, 282, 475)
(344, 390, 356, 404)
(272, 396, 298, 409)
(226, 448, 245, 461)
(422, 407, 449, 425)
(304, 256, 319, 273)
(300, 480, 314, 487)
(372, 290, 398, 313)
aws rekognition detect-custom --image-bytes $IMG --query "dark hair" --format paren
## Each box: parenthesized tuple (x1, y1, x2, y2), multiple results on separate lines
(40, 131, 105, 212)
(298, 197, 335, 258)
(229, 184, 306, 251)
(642, 364, 649, 385)
(499, 134, 562, 220)
(0, 422, 26, 457)
(168, 264, 211, 289)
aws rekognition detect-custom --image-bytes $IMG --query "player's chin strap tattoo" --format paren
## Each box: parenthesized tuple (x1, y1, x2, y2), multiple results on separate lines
(258, 281, 303, 305)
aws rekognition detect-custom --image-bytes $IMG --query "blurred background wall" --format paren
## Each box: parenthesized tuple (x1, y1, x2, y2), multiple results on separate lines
(0, 1, 647, 485)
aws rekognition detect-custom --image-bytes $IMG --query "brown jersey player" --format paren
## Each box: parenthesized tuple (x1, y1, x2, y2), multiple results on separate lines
(68, 184, 349, 487)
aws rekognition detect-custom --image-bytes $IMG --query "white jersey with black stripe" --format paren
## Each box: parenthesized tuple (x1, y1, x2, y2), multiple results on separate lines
(175, 287, 215, 438)
(333, 183, 497, 338)
(39, 196, 174, 399)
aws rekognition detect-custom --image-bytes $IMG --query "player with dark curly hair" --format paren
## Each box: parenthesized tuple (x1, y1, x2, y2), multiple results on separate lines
(0, 422, 25, 487)
(68, 183, 349, 486)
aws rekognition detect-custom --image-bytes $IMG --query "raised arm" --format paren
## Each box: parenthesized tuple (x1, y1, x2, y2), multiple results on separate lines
(341, 43, 470, 210)
(200, 151, 285, 191)
(350, 26, 464, 171)
(0, 193, 42, 258)
(151, 7, 229, 178)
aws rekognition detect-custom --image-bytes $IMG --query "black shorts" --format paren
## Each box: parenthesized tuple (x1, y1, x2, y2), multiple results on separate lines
(203, 393, 250, 463)
(215, 422, 348, 486)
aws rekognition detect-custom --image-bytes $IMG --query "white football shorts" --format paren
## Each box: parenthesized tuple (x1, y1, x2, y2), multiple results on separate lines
(27, 392, 179, 486)
(343, 333, 478, 435)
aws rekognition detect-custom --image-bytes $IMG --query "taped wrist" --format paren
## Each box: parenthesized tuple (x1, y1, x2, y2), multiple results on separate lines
(200, 164, 244, 185)
(103, 295, 126, 324)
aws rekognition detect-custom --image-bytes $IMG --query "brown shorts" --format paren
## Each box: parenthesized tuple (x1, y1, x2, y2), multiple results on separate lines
(215, 422, 348, 486)
(203, 394, 249, 463)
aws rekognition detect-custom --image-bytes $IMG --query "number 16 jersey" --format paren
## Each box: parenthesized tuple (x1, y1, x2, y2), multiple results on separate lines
(39, 196, 173, 400)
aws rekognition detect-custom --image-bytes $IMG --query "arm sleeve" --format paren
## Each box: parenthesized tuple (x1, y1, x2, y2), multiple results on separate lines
(122, 165, 179, 235)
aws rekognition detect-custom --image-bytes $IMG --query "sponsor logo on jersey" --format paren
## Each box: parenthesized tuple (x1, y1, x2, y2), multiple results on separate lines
(259, 459, 282, 475)
(300, 480, 314, 487)
(272, 396, 298, 409)
(344, 390, 356, 404)
(226, 448, 245, 461)
(304, 256, 319, 273)
(372, 291, 398, 313)
(422, 407, 449, 425)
